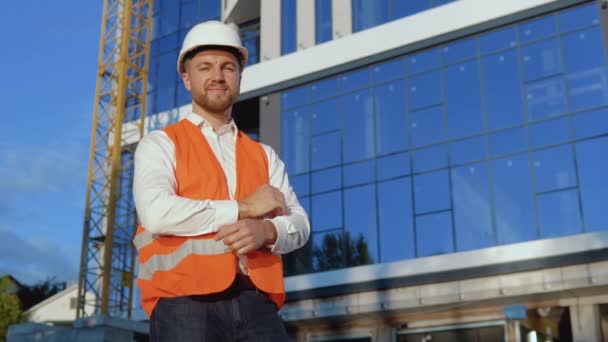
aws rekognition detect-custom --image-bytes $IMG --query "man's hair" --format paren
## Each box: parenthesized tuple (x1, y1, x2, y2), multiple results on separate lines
(182, 45, 245, 71)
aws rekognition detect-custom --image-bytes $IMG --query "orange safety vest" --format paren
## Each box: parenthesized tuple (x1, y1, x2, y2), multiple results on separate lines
(134, 119, 285, 318)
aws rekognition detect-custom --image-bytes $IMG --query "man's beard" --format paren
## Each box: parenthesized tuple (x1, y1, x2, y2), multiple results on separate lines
(193, 88, 236, 114)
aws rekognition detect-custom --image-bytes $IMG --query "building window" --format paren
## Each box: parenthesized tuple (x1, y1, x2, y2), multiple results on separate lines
(352, 0, 459, 33)
(240, 20, 260, 66)
(281, 0, 297, 55)
(281, 2, 608, 276)
(315, 0, 332, 44)
(70, 297, 77, 309)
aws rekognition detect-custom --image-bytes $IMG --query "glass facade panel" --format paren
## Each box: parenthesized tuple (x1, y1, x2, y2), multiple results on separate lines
(412, 144, 448, 173)
(312, 191, 342, 231)
(377, 152, 410, 180)
(521, 38, 562, 82)
(291, 174, 310, 197)
(529, 117, 571, 147)
(344, 160, 375, 187)
(373, 58, 406, 84)
(392, 0, 429, 19)
(315, 0, 333, 44)
(489, 127, 528, 157)
(450, 136, 486, 165)
(408, 48, 441, 74)
(311, 77, 340, 102)
(281, 0, 297, 55)
(573, 108, 608, 139)
(445, 60, 484, 138)
(452, 163, 493, 251)
(277, 3, 608, 276)
(180, 1, 198, 29)
(526, 76, 567, 120)
(411, 106, 444, 147)
(409, 70, 442, 110)
(378, 178, 415, 262)
(533, 145, 577, 193)
(559, 3, 600, 32)
(537, 189, 582, 238)
(282, 86, 309, 110)
(342, 68, 372, 93)
(414, 170, 450, 214)
(311, 98, 341, 135)
(344, 185, 378, 265)
(416, 211, 454, 257)
(352, 0, 389, 33)
(312, 167, 342, 193)
(482, 49, 525, 130)
(577, 137, 608, 232)
(160, 0, 179, 36)
(312, 132, 341, 170)
(201, 0, 221, 21)
(519, 15, 557, 43)
(480, 27, 517, 54)
(282, 108, 310, 175)
(375, 80, 408, 155)
(492, 154, 536, 244)
(343, 90, 375, 163)
(443, 38, 477, 64)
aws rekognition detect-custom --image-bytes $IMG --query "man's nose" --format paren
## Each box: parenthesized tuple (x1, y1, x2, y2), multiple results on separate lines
(209, 66, 225, 81)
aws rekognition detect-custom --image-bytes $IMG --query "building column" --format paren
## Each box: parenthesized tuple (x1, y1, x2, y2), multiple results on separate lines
(260, 0, 281, 61)
(570, 304, 602, 342)
(332, 0, 352, 39)
(259, 93, 281, 154)
(296, 0, 315, 50)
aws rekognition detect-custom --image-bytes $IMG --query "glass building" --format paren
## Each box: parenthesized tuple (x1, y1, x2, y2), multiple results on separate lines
(134, 0, 608, 340)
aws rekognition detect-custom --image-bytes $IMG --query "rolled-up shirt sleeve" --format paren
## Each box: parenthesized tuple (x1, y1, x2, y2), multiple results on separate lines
(133, 130, 239, 236)
(262, 144, 311, 255)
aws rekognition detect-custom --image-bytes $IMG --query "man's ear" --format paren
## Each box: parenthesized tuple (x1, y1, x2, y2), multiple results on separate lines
(181, 71, 191, 91)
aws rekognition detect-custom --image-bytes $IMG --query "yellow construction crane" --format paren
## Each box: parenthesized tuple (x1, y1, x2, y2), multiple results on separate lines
(76, 0, 153, 318)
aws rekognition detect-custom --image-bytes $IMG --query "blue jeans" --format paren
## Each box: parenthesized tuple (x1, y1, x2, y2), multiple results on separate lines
(150, 276, 291, 342)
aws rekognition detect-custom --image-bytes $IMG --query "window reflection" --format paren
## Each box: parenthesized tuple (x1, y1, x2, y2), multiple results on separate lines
(416, 211, 454, 257)
(344, 160, 375, 187)
(537, 189, 582, 238)
(492, 155, 536, 244)
(577, 137, 608, 232)
(344, 185, 378, 264)
(378, 178, 415, 262)
(312, 191, 342, 231)
(375, 80, 408, 155)
(452, 163, 494, 251)
(414, 170, 451, 214)
(445, 60, 484, 138)
(377, 152, 410, 180)
(533, 145, 577, 192)
(277, 2, 608, 277)
(343, 90, 375, 163)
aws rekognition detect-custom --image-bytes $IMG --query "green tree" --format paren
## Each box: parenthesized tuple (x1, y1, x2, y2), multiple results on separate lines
(0, 277, 25, 342)
(313, 232, 373, 272)
(17, 278, 64, 311)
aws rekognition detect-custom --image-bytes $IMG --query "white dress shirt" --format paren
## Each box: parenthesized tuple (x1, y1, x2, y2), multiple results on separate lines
(133, 113, 310, 273)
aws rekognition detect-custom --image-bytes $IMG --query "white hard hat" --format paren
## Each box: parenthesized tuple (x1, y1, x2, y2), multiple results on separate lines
(177, 20, 248, 74)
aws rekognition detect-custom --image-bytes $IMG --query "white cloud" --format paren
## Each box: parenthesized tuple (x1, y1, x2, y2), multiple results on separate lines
(0, 225, 79, 285)
(0, 146, 85, 213)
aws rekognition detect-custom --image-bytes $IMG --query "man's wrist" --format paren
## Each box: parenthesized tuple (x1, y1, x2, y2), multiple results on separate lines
(237, 200, 250, 219)
(262, 220, 278, 245)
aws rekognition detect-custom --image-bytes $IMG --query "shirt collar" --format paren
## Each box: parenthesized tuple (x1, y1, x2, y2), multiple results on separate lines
(185, 112, 238, 137)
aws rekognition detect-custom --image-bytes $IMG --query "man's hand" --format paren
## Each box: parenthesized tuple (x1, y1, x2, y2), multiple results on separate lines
(215, 219, 278, 255)
(237, 185, 286, 219)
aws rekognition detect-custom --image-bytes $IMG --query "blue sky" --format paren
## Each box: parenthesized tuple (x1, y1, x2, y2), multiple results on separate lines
(0, 1, 103, 285)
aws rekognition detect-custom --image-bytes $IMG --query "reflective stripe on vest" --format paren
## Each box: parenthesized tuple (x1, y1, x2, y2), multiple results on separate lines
(133, 231, 155, 250)
(137, 234, 231, 280)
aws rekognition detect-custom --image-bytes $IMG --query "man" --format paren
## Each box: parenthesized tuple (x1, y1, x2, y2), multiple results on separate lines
(133, 20, 310, 341)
